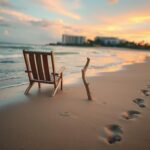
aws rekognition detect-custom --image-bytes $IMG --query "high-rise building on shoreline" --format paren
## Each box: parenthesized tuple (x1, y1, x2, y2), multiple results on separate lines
(62, 34, 86, 45)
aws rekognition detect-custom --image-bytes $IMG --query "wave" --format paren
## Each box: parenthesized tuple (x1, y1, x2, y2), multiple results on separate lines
(0, 60, 16, 63)
(90, 61, 123, 69)
(0, 76, 20, 81)
(0, 45, 33, 49)
(55, 52, 79, 55)
(0, 82, 28, 90)
(0, 54, 22, 59)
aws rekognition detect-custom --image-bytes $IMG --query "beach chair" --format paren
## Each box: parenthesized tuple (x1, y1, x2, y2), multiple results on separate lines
(23, 50, 65, 96)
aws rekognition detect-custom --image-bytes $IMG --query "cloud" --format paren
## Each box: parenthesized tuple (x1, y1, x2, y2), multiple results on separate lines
(0, 1, 149, 43)
(4, 29, 9, 36)
(0, 8, 67, 31)
(0, 16, 4, 21)
(108, 0, 119, 4)
(0, 16, 11, 27)
(55, 9, 150, 42)
(30, 19, 64, 28)
(0, 9, 39, 22)
(131, 16, 150, 23)
(88, 11, 150, 42)
(0, 0, 14, 8)
(0, 0, 81, 21)
(0, 8, 71, 40)
(30, 19, 71, 37)
(41, 0, 81, 20)
(29, 19, 66, 34)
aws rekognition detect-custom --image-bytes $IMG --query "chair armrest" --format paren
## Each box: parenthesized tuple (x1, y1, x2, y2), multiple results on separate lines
(51, 67, 65, 76)
(57, 66, 65, 74)
(25, 70, 32, 73)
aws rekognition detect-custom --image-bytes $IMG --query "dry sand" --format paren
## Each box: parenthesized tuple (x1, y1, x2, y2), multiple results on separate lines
(0, 60, 150, 150)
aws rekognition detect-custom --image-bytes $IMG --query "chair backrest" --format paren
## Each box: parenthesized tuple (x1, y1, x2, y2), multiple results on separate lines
(23, 50, 56, 83)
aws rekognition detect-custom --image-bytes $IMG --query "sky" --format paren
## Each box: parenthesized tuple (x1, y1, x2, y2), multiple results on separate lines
(0, 0, 150, 44)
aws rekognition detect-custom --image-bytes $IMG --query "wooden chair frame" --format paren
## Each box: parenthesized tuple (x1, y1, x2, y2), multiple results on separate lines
(23, 50, 65, 96)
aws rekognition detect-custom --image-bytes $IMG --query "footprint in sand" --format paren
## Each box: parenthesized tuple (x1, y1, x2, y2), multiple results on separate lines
(133, 98, 145, 108)
(147, 85, 150, 89)
(122, 110, 141, 120)
(104, 124, 123, 144)
(59, 112, 71, 117)
(141, 89, 150, 96)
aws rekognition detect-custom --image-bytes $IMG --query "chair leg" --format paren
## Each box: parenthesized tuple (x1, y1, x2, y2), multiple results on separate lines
(52, 79, 61, 97)
(38, 83, 41, 88)
(61, 73, 63, 90)
(24, 82, 34, 95)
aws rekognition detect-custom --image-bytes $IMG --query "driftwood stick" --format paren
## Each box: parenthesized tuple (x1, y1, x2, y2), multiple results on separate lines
(82, 57, 92, 100)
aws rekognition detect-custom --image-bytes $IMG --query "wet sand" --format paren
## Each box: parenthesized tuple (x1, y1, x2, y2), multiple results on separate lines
(0, 60, 150, 150)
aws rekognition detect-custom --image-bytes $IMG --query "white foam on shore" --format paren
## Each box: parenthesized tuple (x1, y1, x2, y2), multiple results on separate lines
(0, 82, 28, 90)
(0, 54, 22, 59)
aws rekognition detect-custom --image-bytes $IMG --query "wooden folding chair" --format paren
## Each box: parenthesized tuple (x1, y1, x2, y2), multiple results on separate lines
(23, 50, 65, 96)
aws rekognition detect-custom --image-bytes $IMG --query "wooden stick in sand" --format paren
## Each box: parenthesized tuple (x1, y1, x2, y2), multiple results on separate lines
(81, 57, 92, 100)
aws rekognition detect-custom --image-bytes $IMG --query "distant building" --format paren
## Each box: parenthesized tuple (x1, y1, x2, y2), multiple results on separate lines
(62, 34, 86, 45)
(95, 36, 125, 45)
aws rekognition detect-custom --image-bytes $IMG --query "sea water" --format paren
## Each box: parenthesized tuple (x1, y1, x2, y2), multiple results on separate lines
(0, 42, 150, 89)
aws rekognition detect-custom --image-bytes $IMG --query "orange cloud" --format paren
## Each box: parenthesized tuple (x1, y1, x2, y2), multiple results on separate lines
(0, 8, 66, 37)
(131, 16, 150, 23)
(59, 17, 150, 43)
(83, 9, 149, 42)
(41, 0, 81, 20)
(0, 16, 4, 21)
(94, 8, 150, 26)
(0, 4, 149, 43)
(0, 9, 39, 22)
(108, 0, 119, 4)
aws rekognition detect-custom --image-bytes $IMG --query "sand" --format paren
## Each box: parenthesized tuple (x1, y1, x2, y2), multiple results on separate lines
(0, 60, 150, 150)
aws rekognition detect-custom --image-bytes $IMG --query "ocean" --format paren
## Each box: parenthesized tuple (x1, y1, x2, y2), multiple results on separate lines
(0, 43, 150, 89)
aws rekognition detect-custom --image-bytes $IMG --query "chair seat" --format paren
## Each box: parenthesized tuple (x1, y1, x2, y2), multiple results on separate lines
(50, 73, 61, 83)
(31, 73, 60, 84)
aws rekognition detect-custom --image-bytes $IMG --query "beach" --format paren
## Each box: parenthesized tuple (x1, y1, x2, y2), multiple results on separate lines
(1, 0, 150, 149)
(0, 58, 150, 150)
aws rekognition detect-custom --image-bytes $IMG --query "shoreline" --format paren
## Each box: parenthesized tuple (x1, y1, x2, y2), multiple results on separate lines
(1, 45, 150, 90)
(48, 44, 150, 51)
(0, 55, 149, 91)
(0, 58, 150, 149)
(0, 58, 149, 103)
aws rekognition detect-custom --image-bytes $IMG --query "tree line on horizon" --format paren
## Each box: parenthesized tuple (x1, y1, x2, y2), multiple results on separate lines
(50, 36, 150, 50)
(86, 39, 150, 50)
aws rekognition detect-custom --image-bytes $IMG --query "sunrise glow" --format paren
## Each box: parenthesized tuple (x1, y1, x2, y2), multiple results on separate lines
(0, 0, 150, 44)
